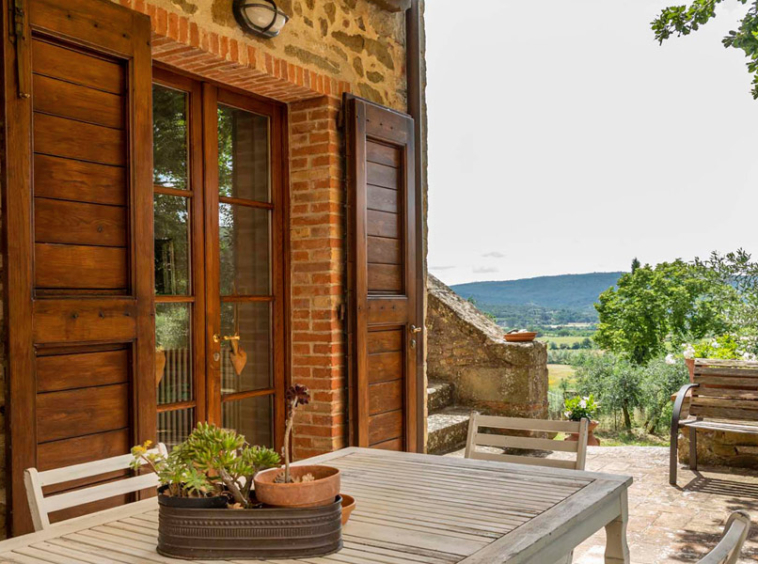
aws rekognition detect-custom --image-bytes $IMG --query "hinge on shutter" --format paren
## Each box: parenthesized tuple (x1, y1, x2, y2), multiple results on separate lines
(9, 0, 30, 99)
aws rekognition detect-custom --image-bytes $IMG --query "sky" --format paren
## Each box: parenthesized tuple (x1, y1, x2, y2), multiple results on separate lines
(425, 0, 758, 286)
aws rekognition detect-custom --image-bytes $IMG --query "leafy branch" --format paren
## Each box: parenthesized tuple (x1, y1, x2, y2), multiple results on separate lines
(652, 0, 758, 98)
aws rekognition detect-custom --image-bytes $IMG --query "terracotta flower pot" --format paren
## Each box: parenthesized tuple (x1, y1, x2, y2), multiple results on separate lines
(340, 494, 356, 525)
(685, 358, 695, 383)
(254, 465, 340, 508)
(564, 420, 600, 446)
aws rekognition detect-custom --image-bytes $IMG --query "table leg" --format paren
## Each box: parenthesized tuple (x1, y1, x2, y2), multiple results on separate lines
(604, 490, 630, 564)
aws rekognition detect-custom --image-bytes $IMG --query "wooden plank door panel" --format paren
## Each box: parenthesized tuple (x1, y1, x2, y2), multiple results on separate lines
(3, 0, 153, 535)
(346, 95, 420, 453)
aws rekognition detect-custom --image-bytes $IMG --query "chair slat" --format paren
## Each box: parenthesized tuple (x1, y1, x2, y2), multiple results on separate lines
(474, 415, 582, 434)
(691, 397, 758, 411)
(468, 450, 577, 470)
(694, 375, 758, 389)
(37, 447, 162, 487)
(44, 473, 159, 514)
(689, 405, 758, 421)
(25, 444, 166, 531)
(475, 433, 579, 453)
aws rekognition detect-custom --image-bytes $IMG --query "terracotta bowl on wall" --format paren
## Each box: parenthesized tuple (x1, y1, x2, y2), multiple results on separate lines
(254, 466, 341, 508)
(504, 331, 537, 342)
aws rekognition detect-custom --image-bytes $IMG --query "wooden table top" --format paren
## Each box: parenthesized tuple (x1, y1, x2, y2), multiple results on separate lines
(0, 447, 633, 564)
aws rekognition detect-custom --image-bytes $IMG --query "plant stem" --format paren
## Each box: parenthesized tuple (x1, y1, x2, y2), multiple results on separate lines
(284, 398, 296, 483)
(219, 469, 247, 506)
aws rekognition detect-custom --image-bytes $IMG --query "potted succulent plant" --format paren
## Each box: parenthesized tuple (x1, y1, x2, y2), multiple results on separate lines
(563, 394, 601, 446)
(133, 422, 344, 560)
(131, 423, 280, 508)
(254, 385, 341, 507)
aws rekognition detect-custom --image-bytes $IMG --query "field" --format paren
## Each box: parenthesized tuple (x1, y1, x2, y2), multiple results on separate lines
(541, 336, 586, 346)
(547, 364, 575, 388)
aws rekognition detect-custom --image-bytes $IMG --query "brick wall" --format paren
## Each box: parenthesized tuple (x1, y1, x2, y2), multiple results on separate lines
(288, 97, 348, 459)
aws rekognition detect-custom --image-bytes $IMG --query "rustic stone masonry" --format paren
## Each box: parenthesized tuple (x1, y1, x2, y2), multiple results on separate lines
(679, 426, 758, 469)
(427, 275, 548, 417)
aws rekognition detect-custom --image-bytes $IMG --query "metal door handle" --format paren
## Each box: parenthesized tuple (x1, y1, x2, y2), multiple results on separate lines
(213, 334, 240, 343)
(410, 325, 423, 334)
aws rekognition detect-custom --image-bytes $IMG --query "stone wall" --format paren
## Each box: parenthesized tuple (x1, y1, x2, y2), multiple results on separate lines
(679, 431, 758, 469)
(115, 0, 409, 110)
(426, 275, 548, 418)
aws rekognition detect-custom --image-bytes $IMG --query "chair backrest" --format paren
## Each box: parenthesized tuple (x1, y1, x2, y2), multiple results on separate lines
(24, 443, 167, 531)
(692, 359, 758, 423)
(698, 511, 751, 564)
(465, 413, 589, 471)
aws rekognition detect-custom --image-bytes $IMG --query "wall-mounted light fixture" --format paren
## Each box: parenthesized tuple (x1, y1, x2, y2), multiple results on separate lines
(233, 0, 289, 38)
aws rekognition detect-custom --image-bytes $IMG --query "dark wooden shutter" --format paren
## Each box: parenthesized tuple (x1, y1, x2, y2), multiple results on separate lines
(2, 0, 154, 535)
(345, 95, 421, 452)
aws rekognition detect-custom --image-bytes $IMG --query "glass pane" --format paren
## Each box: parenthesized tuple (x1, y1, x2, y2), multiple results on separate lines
(223, 395, 272, 447)
(219, 203, 270, 296)
(153, 85, 188, 190)
(158, 408, 195, 450)
(154, 194, 191, 296)
(218, 104, 270, 203)
(220, 301, 271, 394)
(156, 303, 193, 405)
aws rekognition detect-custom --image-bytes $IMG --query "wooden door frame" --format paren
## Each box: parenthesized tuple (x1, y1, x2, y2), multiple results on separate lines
(1, 0, 154, 535)
(154, 67, 288, 452)
(152, 67, 208, 425)
(345, 94, 423, 453)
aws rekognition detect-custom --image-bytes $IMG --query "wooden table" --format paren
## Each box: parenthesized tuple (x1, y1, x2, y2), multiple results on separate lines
(0, 447, 633, 564)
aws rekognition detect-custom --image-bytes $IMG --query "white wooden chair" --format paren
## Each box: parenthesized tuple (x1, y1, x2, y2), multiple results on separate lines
(24, 443, 167, 531)
(698, 511, 751, 564)
(465, 413, 589, 470)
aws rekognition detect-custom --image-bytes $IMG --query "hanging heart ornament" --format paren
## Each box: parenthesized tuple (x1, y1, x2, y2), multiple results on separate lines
(229, 337, 248, 376)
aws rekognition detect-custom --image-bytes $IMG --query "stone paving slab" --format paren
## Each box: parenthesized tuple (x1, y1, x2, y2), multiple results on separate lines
(447, 445, 758, 563)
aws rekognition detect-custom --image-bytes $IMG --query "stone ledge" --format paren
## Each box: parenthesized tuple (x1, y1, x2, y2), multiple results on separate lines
(427, 275, 548, 419)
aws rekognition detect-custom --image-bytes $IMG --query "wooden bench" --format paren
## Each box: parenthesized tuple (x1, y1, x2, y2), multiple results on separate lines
(670, 359, 758, 485)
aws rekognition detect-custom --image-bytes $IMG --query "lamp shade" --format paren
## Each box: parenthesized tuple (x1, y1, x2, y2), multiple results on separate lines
(233, 0, 289, 38)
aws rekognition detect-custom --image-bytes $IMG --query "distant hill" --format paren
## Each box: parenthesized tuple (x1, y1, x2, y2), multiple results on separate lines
(451, 272, 625, 313)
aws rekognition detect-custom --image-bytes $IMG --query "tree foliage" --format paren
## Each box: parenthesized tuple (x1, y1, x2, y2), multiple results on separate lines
(652, 0, 758, 98)
(594, 259, 726, 365)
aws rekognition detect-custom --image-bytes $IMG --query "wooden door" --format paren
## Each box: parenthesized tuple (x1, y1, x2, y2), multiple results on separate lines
(346, 95, 421, 452)
(2, 0, 154, 535)
(151, 70, 285, 453)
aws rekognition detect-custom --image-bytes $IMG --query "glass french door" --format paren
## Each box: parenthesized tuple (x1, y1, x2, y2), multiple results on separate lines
(152, 68, 285, 450)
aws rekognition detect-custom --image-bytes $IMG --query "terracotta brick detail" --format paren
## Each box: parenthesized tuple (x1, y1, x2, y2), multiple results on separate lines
(288, 98, 347, 460)
(131, 1, 352, 104)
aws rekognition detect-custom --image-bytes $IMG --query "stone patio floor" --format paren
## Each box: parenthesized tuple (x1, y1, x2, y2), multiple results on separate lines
(447, 446, 758, 563)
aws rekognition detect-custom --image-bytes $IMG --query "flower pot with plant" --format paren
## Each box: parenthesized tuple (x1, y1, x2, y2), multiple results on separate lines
(133, 422, 343, 559)
(563, 394, 600, 446)
(254, 385, 341, 508)
(131, 423, 281, 509)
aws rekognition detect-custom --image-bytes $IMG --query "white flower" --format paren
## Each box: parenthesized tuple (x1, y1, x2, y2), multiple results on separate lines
(665, 353, 676, 365)
(711, 341, 720, 349)
(682, 344, 695, 359)
(743, 352, 757, 361)
(563, 411, 571, 418)
(579, 400, 587, 409)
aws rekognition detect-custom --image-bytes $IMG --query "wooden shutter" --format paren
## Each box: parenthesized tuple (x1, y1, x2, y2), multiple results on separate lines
(2, 0, 154, 535)
(345, 95, 422, 452)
